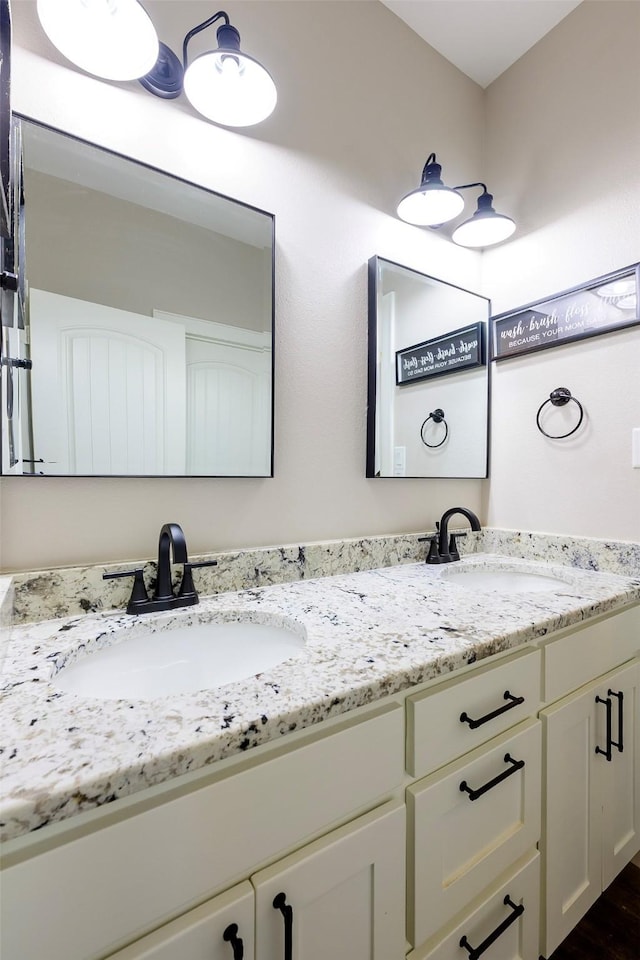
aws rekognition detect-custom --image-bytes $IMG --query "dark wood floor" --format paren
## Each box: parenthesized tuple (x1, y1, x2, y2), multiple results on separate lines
(546, 861, 640, 960)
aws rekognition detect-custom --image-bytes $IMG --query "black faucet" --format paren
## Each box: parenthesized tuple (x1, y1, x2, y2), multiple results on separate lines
(422, 506, 481, 564)
(103, 522, 218, 614)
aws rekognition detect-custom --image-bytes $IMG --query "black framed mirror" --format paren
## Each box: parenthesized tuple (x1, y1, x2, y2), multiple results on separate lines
(367, 256, 490, 479)
(1, 117, 275, 478)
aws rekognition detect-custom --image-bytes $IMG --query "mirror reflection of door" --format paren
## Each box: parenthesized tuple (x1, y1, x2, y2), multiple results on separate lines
(30, 291, 186, 475)
(30, 294, 272, 476)
(2, 118, 275, 478)
(154, 311, 271, 476)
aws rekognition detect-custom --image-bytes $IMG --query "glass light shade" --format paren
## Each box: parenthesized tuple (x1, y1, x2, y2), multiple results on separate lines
(37, 0, 159, 81)
(183, 51, 277, 127)
(396, 185, 464, 227)
(452, 211, 516, 248)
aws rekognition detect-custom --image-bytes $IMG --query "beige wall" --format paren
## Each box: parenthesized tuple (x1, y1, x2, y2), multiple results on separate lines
(2, 0, 638, 572)
(481, 0, 640, 541)
(2, 1, 485, 570)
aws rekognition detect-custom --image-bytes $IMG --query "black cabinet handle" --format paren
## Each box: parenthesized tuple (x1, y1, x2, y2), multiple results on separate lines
(273, 892, 293, 960)
(460, 895, 524, 959)
(460, 754, 525, 802)
(460, 691, 525, 730)
(608, 689, 624, 753)
(223, 923, 244, 960)
(595, 695, 613, 761)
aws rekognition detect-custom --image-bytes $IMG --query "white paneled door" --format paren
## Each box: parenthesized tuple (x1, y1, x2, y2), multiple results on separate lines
(30, 290, 186, 474)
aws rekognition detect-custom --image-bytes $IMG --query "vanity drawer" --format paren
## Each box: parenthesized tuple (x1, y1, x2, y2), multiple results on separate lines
(0, 702, 404, 960)
(406, 648, 541, 778)
(540, 603, 640, 704)
(408, 850, 540, 960)
(407, 718, 541, 947)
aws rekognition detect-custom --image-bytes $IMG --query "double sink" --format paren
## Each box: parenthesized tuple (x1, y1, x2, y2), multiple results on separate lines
(52, 562, 569, 701)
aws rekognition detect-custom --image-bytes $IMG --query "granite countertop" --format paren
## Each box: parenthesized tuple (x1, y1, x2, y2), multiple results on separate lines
(2, 553, 640, 843)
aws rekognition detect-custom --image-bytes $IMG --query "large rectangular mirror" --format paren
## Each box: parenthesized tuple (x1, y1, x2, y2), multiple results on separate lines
(367, 256, 490, 478)
(1, 118, 274, 477)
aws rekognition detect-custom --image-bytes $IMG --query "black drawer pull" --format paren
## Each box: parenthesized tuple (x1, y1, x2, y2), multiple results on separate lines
(595, 694, 613, 761)
(460, 895, 524, 959)
(608, 689, 624, 753)
(223, 923, 244, 960)
(460, 691, 525, 730)
(273, 893, 293, 960)
(460, 754, 525, 801)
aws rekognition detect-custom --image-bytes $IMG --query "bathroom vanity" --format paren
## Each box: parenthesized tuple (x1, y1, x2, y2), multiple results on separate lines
(1, 549, 639, 960)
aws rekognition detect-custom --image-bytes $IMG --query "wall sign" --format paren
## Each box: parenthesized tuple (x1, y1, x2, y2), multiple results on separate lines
(396, 322, 484, 385)
(491, 263, 640, 361)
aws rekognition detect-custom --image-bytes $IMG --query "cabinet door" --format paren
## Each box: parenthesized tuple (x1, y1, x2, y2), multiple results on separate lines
(108, 881, 254, 960)
(601, 660, 640, 888)
(542, 679, 603, 956)
(252, 800, 405, 960)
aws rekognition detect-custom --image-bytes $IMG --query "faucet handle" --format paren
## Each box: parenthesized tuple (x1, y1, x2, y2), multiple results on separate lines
(448, 532, 468, 562)
(178, 559, 218, 601)
(418, 534, 441, 565)
(103, 568, 150, 613)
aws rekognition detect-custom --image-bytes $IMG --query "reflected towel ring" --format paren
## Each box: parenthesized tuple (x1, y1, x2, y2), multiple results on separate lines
(420, 408, 449, 448)
(536, 387, 584, 439)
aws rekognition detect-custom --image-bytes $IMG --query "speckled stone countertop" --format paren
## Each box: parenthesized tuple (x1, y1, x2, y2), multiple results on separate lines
(1, 553, 640, 843)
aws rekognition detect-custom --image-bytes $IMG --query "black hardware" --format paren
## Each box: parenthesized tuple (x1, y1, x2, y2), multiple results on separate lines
(1, 355, 32, 369)
(418, 533, 440, 564)
(420, 408, 449, 448)
(273, 892, 293, 960)
(460, 895, 524, 959)
(595, 694, 613, 761)
(460, 753, 525, 801)
(102, 568, 150, 615)
(608, 689, 624, 754)
(460, 690, 525, 730)
(448, 531, 467, 561)
(223, 923, 244, 960)
(428, 506, 481, 563)
(178, 559, 219, 600)
(0, 270, 18, 291)
(104, 523, 218, 615)
(536, 387, 584, 439)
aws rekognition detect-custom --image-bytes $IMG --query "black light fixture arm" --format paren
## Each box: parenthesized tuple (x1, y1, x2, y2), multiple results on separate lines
(420, 152, 438, 181)
(182, 10, 235, 68)
(453, 181, 489, 195)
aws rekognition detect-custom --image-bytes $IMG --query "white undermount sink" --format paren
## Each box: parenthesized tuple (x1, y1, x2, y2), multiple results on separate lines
(441, 567, 568, 593)
(53, 614, 306, 700)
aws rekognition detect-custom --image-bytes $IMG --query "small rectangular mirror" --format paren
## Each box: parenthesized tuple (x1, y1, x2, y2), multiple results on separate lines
(1, 118, 275, 477)
(366, 256, 490, 478)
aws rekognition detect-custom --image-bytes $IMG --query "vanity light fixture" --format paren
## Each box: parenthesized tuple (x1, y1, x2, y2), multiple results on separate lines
(450, 183, 516, 248)
(36, 4, 277, 128)
(36, 0, 160, 82)
(397, 154, 515, 248)
(396, 153, 465, 226)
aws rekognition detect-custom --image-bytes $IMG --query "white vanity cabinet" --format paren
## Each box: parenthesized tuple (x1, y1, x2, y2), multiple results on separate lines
(541, 657, 640, 956)
(0, 702, 405, 960)
(108, 800, 405, 960)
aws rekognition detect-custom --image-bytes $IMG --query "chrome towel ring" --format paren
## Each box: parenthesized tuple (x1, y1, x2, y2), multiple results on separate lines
(420, 408, 449, 448)
(536, 387, 584, 439)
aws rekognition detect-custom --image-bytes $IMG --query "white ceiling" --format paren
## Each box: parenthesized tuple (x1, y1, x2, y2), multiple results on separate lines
(381, 0, 583, 87)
